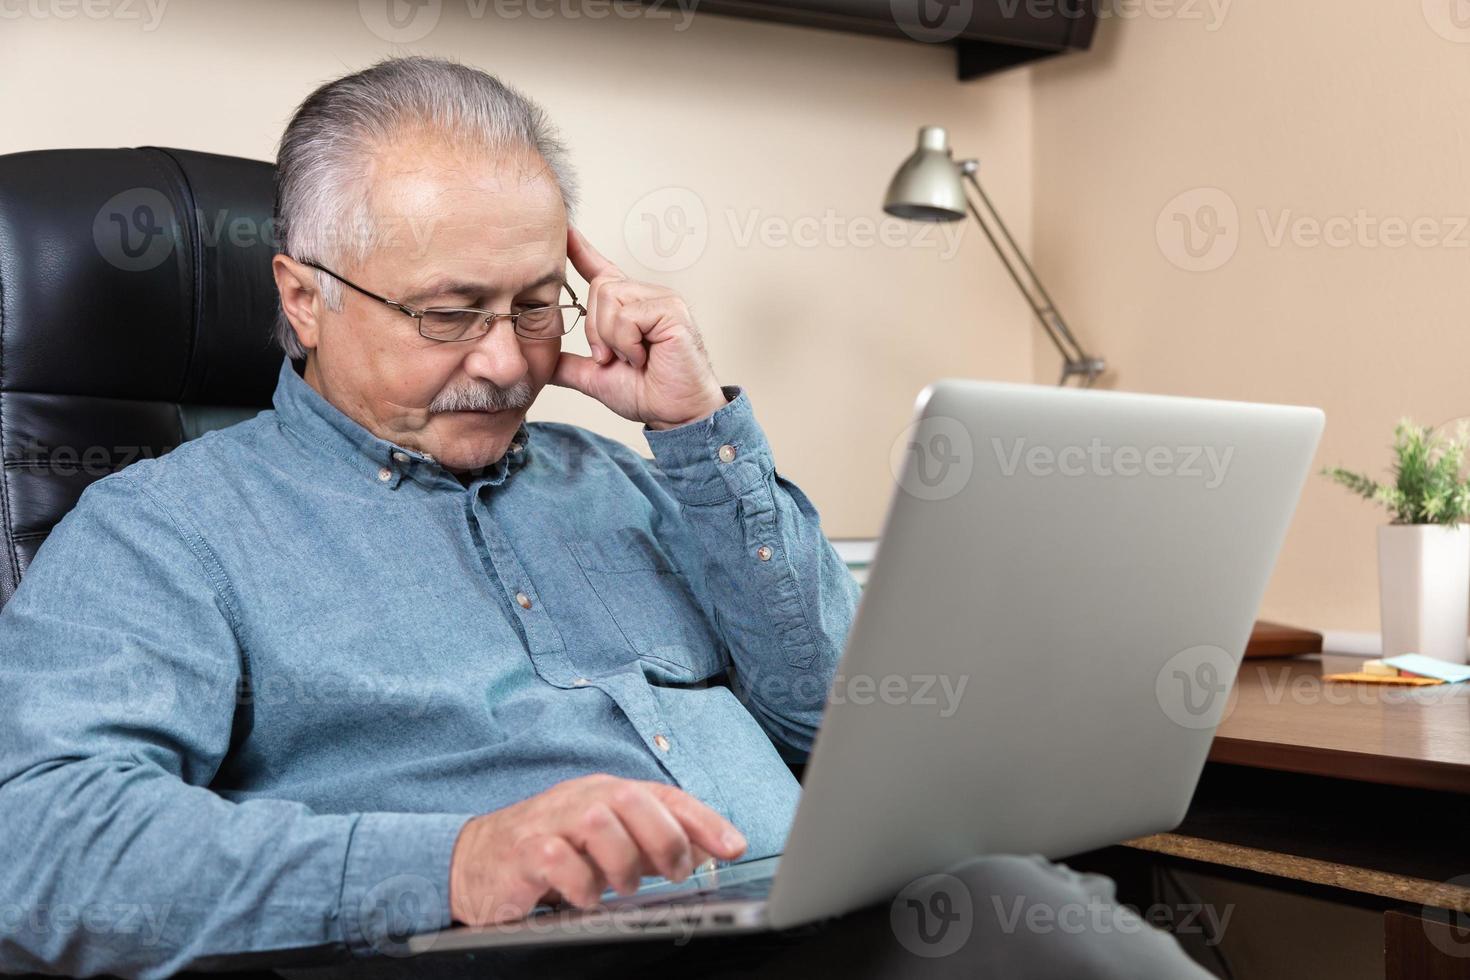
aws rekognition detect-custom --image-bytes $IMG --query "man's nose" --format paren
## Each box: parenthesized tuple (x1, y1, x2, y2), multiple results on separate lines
(462, 318, 530, 387)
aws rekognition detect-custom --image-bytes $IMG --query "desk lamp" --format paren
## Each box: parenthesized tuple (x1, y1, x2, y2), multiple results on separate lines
(883, 125, 1107, 386)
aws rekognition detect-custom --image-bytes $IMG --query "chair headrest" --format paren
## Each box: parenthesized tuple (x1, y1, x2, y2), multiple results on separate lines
(0, 146, 283, 606)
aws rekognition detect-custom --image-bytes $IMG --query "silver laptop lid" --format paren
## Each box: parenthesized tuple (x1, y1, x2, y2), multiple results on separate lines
(767, 380, 1323, 928)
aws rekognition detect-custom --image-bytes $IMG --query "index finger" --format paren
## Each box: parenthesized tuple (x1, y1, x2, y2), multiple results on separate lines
(567, 224, 622, 283)
(648, 784, 747, 862)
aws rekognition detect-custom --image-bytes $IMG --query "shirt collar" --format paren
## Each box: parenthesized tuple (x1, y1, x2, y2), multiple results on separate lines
(270, 357, 530, 491)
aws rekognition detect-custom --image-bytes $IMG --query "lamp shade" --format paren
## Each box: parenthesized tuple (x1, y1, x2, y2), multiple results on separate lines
(883, 126, 967, 222)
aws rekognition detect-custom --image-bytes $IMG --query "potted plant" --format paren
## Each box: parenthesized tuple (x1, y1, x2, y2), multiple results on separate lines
(1324, 420, 1470, 664)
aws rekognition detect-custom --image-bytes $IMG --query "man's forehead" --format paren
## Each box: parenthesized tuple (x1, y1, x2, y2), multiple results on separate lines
(369, 137, 563, 214)
(357, 140, 567, 297)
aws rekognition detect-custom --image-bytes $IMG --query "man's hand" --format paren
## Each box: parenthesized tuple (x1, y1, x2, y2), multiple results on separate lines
(550, 226, 728, 430)
(448, 775, 748, 926)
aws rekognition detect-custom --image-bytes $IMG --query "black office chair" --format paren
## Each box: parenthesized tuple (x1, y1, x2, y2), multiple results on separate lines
(0, 147, 291, 978)
(0, 146, 284, 612)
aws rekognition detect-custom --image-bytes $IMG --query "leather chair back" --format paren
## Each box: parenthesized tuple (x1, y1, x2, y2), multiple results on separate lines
(0, 146, 282, 609)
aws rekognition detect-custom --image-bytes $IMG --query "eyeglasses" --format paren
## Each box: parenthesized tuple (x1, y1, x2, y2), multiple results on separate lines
(300, 260, 586, 343)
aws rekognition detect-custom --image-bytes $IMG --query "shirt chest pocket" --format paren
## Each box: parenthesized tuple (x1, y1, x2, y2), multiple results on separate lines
(568, 529, 728, 685)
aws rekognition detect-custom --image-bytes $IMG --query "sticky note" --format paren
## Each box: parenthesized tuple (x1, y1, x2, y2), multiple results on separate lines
(1381, 654, 1470, 684)
(1322, 671, 1442, 686)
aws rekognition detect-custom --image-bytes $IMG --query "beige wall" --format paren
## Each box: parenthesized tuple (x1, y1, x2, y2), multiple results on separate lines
(10, 0, 1436, 630)
(2, 0, 1037, 538)
(1031, 0, 1470, 631)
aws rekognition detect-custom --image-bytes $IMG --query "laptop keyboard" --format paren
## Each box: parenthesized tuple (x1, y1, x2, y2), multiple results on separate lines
(593, 861, 777, 913)
(661, 874, 773, 905)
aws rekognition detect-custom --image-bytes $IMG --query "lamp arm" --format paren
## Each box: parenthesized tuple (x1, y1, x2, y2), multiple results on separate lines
(962, 198, 1076, 364)
(960, 167, 1105, 386)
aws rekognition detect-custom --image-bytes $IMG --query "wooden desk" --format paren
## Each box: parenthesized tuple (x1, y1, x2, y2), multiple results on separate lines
(1093, 655, 1470, 979)
(1211, 653, 1470, 794)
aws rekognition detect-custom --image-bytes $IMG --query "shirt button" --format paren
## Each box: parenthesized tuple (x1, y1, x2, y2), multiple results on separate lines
(757, 545, 773, 561)
(653, 734, 671, 753)
(573, 677, 590, 687)
(718, 444, 737, 463)
(377, 467, 392, 482)
(392, 451, 409, 464)
(510, 442, 523, 453)
(515, 592, 532, 610)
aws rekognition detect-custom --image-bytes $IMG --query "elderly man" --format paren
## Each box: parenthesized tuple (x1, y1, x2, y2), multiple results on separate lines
(0, 58, 1210, 979)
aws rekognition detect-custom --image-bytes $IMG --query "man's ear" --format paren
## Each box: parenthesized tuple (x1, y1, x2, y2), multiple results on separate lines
(273, 255, 322, 352)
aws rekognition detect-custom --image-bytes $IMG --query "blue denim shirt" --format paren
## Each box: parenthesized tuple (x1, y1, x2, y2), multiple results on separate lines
(0, 358, 859, 978)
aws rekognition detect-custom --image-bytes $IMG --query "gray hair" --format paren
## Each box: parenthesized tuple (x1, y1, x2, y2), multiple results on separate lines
(272, 56, 579, 360)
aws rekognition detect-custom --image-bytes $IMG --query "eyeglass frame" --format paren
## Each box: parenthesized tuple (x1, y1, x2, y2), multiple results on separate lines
(299, 259, 587, 343)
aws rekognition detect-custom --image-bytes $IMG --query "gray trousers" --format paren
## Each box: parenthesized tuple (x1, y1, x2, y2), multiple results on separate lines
(287, 854, 1214, 979)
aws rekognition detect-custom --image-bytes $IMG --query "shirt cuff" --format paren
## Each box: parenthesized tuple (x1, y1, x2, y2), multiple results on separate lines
(644, 386, 773, 505)
(338, 811, 475, 957)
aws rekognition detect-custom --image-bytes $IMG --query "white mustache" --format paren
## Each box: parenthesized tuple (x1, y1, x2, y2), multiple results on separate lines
(429, 380, 533, 414)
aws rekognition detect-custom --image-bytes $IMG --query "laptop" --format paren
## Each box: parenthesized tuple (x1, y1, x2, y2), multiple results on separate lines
(408, 379, 1324, 954)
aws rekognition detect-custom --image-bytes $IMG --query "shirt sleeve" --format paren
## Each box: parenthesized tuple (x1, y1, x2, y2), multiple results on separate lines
(0, 471, 474, 978)
(643, 387, 861, 758)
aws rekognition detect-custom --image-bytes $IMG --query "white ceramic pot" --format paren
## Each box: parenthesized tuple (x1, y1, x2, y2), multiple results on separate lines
(1378, 523, 1470, 663)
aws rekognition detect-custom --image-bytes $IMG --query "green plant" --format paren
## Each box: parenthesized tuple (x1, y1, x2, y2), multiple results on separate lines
(1323, 419, 1470, 525)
